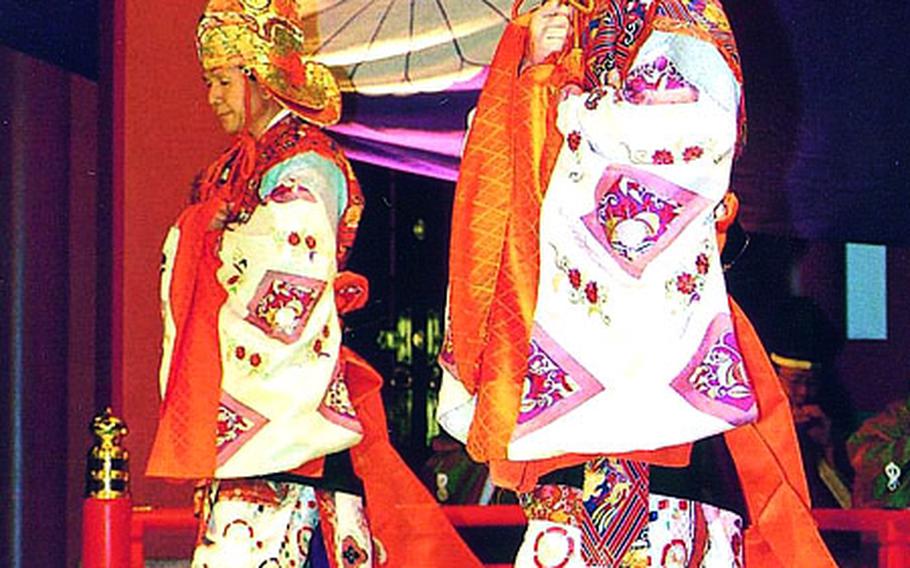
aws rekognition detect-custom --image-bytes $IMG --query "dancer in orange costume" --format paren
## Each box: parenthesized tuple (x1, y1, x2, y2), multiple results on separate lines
(439, 0, 836, 565)
(146, 2, 481, 566)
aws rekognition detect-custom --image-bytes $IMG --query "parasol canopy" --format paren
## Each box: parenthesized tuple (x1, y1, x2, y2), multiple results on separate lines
(298, 0, 513, 95)
(318, 0, 910, 244)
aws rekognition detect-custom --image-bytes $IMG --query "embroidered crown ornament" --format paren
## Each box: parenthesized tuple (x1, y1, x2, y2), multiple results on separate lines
(197, 0, 342, 127)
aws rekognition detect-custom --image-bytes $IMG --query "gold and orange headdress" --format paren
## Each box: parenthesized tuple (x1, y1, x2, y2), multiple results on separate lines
(196, 0, 341, 126)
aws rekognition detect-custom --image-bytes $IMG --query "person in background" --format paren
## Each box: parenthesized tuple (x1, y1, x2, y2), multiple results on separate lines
(849, 396, 910, 509)
(438, 0, 834, 565)
(769, 296, 855, 509)
(769, 296, 861, 563)
(422, 432, 496, 505)
(145, 2, 481, 566)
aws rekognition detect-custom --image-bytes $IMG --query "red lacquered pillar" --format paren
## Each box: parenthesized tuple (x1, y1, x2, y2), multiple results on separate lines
(82, 408, 132, 568)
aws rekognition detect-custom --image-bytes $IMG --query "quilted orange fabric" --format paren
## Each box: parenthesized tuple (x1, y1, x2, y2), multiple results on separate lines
(447, 10, 834, 566)
(146, 197, 481, 568)
(146, 199, 225, 479)
(147, 118, 364, 478)
(449, 16, 571, 463)
(343, 348, 482, 567)
(727, 300, 836, 567)
(450, 16, 694, 473)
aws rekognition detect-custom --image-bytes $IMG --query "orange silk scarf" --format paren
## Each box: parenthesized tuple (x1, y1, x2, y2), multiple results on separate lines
(448, 14, 834, 566)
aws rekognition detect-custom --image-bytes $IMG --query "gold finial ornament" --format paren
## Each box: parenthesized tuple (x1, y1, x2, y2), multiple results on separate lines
(85, 408, 130, 499)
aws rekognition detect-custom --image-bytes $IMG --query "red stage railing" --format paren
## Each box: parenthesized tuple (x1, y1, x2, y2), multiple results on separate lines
(814, 508, 910, 567)
(127, 505, 526, 568)
(115, 505, 910, 567)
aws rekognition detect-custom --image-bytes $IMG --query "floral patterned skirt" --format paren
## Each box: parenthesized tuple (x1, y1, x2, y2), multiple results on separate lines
(516, 458, 743, 567)
(191, 478, 376, 568)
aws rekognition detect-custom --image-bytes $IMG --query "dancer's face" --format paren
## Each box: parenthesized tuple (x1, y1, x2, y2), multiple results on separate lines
(204, 66, 276, 136)
(776, 366, 817, 408)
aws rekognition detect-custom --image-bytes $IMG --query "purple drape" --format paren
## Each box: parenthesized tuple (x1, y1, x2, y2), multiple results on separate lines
(334, 2, 910, 245)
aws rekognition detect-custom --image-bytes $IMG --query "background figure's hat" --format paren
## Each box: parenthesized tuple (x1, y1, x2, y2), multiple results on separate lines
(768, 296, 842, 369)
(196, 0, 341, 126)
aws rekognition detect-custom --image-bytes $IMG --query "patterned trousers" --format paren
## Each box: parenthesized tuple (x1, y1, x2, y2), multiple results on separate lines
(516, 459, 744, 567)
(191, 478, 376, 568)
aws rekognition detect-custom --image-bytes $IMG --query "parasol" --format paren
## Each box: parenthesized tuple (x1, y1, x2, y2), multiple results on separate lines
(296, 0, 516, 95)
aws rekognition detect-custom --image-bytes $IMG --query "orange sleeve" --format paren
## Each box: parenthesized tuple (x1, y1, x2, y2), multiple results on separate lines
(146, 200, 226, 478)
(725, 300, 836, 567)
(343, 348, 483, 567)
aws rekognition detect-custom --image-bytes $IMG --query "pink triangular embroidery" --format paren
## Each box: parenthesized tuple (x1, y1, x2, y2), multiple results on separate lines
(670, 313, 758, 425)
(512, 324, 605, 441)
(581, 165, 710, 279)
(216, 391, 269, 468)
(245, 270, 326, 344)
(317, 360, 363, 434)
